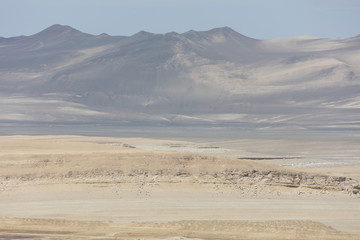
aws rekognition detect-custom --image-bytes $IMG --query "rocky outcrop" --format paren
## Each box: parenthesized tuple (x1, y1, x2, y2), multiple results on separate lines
(1, 165, 359, 197)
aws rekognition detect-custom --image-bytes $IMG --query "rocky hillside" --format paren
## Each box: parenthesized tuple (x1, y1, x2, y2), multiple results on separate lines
(0, 25, 359, 132)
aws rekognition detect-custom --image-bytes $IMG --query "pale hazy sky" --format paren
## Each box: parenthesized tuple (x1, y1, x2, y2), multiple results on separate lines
(1, 0, 359, 39)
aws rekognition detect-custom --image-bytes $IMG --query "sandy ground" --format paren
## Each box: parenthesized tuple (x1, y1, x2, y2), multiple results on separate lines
(0, 135, 359, 240)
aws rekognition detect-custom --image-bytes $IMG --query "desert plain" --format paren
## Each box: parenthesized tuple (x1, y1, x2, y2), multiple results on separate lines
(0, 135, 359, 240)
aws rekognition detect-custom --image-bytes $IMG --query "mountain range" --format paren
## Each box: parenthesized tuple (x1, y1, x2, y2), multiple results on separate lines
(0, 24, 359, 134)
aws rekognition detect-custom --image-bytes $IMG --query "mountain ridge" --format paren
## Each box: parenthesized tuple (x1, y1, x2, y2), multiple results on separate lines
(2, 24, 359, 42)
(0, 25, 359, 134)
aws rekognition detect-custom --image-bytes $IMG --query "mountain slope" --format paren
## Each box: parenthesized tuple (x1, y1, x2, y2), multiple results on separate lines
(0, 24, 359, 132)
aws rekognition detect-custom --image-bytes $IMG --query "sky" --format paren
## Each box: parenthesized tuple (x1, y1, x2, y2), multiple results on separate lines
(1, 0, 359, 39)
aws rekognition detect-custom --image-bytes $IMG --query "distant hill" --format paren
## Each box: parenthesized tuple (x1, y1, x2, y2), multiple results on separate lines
(0, 24, 359, 132)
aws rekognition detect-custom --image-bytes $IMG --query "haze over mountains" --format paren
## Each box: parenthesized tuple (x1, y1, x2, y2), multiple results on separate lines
(0, 24, 359, 134)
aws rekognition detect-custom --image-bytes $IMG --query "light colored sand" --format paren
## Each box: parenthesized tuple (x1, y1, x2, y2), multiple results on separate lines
(0, 217, 357, 240)
(306, 165, 360, 181)
(0, 135, 359, 239)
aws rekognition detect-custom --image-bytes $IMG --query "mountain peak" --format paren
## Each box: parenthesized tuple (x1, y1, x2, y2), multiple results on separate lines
(206, 27, 258, 41)
(34, 24, 90, 38)
(19, 24, 95, 50)
(183, 27, 258, 44)
(46, 24, 75, 31)
(131, 30, 158, 39)
(207, 26, 236, 34)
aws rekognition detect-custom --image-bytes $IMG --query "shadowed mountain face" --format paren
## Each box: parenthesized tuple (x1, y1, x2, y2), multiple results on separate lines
(0, 24, 359, 133)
